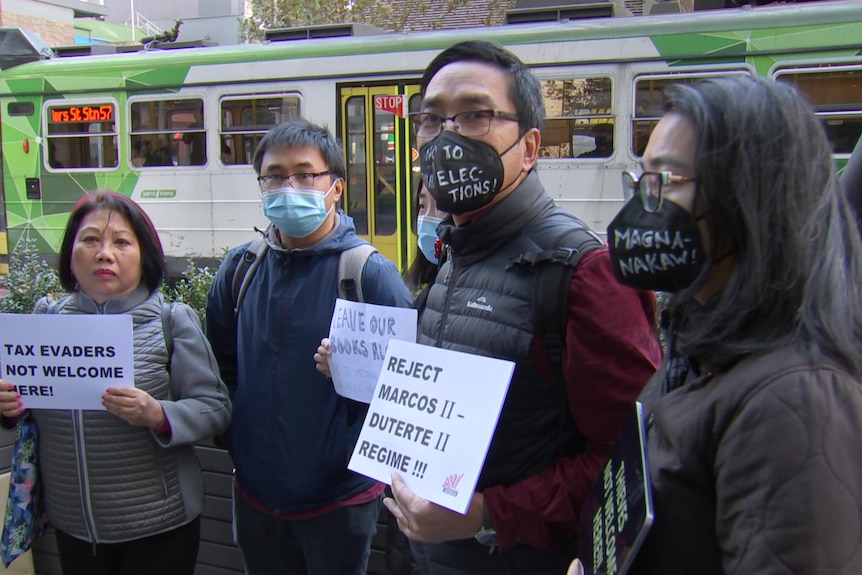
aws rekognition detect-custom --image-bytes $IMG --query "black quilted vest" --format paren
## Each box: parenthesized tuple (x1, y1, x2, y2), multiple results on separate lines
(418, 171, 600, 489)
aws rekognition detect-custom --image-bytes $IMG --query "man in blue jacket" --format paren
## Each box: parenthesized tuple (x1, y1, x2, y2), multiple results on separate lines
(206, 118, 413, 574)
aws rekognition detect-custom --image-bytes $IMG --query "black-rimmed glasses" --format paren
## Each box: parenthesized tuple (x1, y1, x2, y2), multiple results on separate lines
(408, 109, 520, 138)
(621, 171, 696, 213)
(258, 171, 332, 193)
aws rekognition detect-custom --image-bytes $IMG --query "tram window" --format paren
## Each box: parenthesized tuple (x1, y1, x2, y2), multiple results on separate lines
(220, 94, 301, 165)
(345, 95, 368, 235)
(46, 102, 118, 169)
(130, 99, 206, 167)
(775, 67, 862, 154)
(632, 71, 751, 156)
(539, 78, 613, 159)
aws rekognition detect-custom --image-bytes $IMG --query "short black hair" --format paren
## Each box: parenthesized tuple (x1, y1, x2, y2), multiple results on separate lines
(252, 117, 345, 179)
(421, 40, 544, 134)
(58, 190, 166, 293)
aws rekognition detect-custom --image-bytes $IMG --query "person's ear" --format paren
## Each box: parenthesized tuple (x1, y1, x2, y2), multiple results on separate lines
(521, 127, 540, 172)
(332, 176, 344, 203)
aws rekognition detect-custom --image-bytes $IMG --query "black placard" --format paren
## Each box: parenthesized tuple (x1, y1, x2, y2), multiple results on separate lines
(578, 401, 654, 575)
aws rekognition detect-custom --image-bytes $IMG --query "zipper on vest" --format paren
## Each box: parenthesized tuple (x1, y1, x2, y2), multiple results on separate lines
(73, 411, 99, 543)
(74, 300, 106, 543)
(437, 250, 458, 347)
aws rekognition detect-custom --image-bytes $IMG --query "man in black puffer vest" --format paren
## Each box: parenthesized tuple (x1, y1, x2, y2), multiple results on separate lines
(382, 41, 663, 573)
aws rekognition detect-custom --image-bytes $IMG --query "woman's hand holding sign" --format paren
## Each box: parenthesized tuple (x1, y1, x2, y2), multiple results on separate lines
(385, 471, 484, 543)
(102, 387, 166, 428)
(0, 380, 23, 419)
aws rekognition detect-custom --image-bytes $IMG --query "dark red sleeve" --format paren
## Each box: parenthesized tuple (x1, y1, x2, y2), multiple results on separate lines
(483, 248, 662, 551)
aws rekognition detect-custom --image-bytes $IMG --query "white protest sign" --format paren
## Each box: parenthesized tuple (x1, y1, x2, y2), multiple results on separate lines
(0, 313, 135, 410)
(348, 339, 514, 514)
(328, 298, 417, 403)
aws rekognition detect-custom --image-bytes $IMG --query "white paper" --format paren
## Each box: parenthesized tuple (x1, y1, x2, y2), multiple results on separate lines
(327, 298, 417, 403)
(348, 339, 514, 514)
(0, 313, 135, 410)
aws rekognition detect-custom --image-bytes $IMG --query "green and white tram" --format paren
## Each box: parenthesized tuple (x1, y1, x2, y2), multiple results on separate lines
(0, 0, 859, 276)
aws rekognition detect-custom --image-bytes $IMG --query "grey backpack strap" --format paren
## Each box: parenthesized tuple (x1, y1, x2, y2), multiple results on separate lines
(161, 299, 174, 374)
(231, 236, 268, 315)
(45, 297, 69, 315)
(337, 244, 378, 303)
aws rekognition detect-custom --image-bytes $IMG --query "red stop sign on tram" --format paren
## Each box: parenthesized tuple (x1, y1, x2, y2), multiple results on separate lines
(374, 94, 407, 118)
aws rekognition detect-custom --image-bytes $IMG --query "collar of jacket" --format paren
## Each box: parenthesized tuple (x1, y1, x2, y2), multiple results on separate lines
(72, 283, 152, 314)
(264, 211, 364, 258)
(438, 170, 555, 266)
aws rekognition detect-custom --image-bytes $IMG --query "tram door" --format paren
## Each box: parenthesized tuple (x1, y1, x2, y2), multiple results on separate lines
(340, 84, 421, 272)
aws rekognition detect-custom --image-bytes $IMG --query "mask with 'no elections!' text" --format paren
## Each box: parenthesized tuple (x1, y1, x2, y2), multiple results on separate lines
(607, 196, 705, 292)
(420, 131, 519, 215)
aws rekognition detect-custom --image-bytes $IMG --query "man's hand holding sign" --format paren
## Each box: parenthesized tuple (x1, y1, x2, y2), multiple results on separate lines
(0, 313, 135, 411)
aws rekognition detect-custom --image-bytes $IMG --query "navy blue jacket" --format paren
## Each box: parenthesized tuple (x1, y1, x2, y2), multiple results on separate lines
(206, 213, 412, 512)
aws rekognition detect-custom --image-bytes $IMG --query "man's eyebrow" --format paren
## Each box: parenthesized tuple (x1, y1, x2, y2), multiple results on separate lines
(421, 93, 495, 112)
(263, 160, 316, 174)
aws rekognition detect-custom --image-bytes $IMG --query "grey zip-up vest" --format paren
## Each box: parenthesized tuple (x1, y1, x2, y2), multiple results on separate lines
(32, 287, 187, 543)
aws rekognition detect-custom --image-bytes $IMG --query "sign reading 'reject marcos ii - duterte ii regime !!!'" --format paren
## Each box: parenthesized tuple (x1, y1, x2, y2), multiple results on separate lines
(349, 339, 514, 514)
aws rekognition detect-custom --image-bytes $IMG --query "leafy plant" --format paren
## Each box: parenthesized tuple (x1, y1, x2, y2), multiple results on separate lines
(0, 237, 63, 314)
(167, 259, 217, 325)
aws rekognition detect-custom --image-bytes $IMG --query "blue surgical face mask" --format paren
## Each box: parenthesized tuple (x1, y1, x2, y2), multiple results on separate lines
(262, 183, 334, 238)
(417, 214, 442, 264)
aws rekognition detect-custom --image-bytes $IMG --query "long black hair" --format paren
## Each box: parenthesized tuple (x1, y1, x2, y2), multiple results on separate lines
(403, 180, 439, 292)
(665, 75, 862, 374)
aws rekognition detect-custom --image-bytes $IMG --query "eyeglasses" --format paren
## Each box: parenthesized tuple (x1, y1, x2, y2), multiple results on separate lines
(621, 170, 696, 213)
(257, 171, 332, 193)
(408, 109, 520, 138)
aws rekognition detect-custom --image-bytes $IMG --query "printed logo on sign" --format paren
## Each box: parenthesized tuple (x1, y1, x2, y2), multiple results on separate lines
(466, 295, 494, 313)
(442, 473, 464, 497)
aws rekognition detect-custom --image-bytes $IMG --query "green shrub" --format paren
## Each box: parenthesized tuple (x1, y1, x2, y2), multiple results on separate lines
(0, 237, 63, 314)
(167, 259, 217, 325)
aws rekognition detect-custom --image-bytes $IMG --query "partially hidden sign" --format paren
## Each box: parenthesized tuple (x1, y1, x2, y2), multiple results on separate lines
(578, 401, 654, 575)
(328, 298, 417, 403)
(0, 313, 135, 410)
(374, 94, 408, 118)
(348, 339, 514, 514)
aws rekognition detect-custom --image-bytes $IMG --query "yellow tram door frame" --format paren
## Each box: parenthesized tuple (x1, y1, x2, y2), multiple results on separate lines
(340, 84, 420, 272)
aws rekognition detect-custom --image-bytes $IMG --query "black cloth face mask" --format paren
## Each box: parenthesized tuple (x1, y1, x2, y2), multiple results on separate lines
(607, 196, 705, 292)
(420, 131, 517, 215)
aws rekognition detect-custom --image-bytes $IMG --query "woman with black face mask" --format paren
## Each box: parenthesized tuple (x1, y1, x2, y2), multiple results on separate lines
(584, 76, 862, 575)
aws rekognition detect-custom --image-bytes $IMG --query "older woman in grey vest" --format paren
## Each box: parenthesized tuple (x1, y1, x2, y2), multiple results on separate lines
(0, 190, 231, 575)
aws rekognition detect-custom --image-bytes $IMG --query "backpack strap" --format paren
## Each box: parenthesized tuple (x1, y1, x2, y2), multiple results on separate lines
(44, 297, 69, 315)
(508, 231, 603, 384)
(231, 236, 268, 315)
(337, 244, 378, 303)
(161, 299, 174, 375)
(509, 232, 603, 456)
